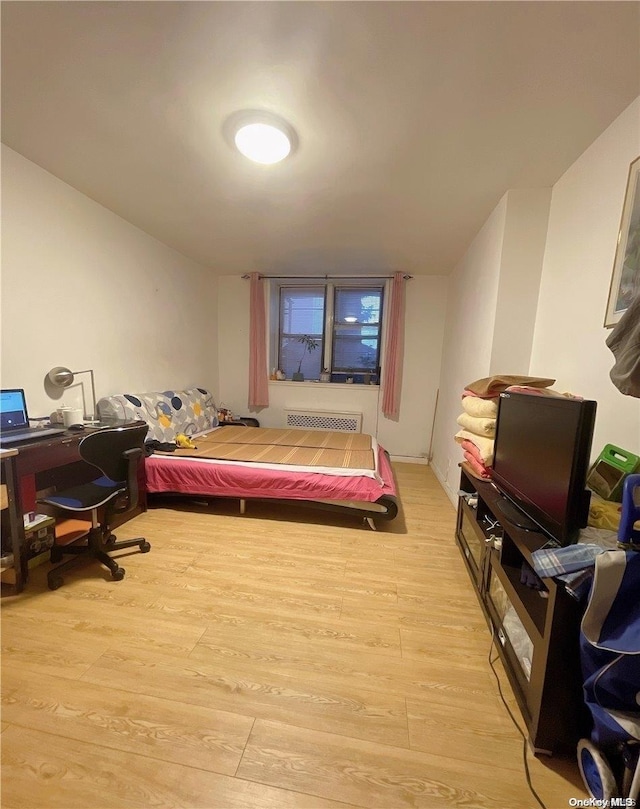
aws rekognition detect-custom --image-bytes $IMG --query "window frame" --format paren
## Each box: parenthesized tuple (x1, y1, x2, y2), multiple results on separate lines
(269, 279, 386, 382)
(330, 285, 384, 374)
(277, 285, 326, 380)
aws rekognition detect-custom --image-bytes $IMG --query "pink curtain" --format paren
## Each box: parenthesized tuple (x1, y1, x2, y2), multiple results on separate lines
(248, 273, 269, 409)
(381, 272, 406, 419)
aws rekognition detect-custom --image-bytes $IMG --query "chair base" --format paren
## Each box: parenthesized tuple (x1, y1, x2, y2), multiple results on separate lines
(47, 528, 151, 590)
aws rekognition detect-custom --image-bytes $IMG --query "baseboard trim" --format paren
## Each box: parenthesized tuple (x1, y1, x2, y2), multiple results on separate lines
(430, 461, 458, 507)
(389, 455, 429, 465)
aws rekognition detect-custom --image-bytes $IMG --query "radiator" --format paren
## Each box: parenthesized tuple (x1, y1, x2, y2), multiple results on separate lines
(284, 409, 363, 433)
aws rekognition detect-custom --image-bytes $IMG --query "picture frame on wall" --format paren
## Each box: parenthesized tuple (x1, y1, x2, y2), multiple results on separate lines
(605, 155, 640, 328)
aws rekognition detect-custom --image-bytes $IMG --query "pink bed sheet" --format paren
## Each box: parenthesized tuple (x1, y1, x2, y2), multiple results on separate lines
(144, 446, 397, 503)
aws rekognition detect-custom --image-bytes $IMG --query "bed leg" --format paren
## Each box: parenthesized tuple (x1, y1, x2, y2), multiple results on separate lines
(239, 499, 246, 515)
(365, 517, 377, 531)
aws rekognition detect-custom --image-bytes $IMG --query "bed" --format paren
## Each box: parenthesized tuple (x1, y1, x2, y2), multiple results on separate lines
(96, 389, 399, 528)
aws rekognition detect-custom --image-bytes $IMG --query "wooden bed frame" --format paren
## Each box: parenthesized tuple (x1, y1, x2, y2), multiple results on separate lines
(143, 428, 399, 529)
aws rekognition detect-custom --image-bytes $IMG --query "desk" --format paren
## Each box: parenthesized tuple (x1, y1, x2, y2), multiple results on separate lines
(1, 448, 24, 592)
(7, 421, 147, 587)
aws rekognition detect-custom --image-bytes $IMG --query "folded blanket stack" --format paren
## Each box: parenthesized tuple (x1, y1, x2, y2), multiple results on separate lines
(455, 397, 498, 478)
(454, 374, 556, 479)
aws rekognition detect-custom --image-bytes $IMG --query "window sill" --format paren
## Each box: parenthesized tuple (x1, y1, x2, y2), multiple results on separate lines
(269, 380, 379, 390)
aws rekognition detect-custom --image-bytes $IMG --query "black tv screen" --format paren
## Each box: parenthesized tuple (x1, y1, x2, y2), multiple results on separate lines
(491, 392, 597, 546)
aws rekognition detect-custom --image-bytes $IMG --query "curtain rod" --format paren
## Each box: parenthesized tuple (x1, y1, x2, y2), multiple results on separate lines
(241, 274, 413, 280)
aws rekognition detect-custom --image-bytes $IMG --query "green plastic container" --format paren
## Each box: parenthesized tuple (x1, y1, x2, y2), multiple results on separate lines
(587, 444, 640, 502)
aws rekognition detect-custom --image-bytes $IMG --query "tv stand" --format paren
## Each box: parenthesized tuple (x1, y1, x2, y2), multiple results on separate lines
(492, 492, 541, 533)
(456, 463, 588, 755)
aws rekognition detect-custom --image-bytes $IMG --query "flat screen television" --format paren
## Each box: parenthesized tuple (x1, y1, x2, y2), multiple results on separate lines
(490, 392, 597, 546)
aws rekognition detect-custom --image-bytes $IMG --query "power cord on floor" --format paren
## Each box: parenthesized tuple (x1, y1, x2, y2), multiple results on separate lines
(488, 631, 548, 809)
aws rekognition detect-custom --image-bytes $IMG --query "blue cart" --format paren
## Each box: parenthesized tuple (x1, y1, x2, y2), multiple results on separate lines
(577, 474, 640, 803)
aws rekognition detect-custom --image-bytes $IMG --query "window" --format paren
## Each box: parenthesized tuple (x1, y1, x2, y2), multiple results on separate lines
(332, 287, 381, 373)
(274, 282, 384, 381)
(278, 286, 325, 380)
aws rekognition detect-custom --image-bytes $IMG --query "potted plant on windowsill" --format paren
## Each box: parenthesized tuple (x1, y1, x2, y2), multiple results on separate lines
(292, 334, 319, 381)
(358, 353, 376, 385)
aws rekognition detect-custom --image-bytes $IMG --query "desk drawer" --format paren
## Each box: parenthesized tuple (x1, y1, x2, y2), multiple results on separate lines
(16, 436, 82, 475)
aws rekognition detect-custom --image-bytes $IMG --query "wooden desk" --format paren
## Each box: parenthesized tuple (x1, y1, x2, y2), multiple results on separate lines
(1, 447, 24, 592)
(6, 422, 147, 588)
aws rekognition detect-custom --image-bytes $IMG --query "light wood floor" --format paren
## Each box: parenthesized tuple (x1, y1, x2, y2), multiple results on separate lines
(1, 463, 588, 809)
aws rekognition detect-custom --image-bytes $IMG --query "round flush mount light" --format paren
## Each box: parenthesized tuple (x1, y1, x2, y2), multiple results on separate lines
(344, 316, 358, 323)
(224, 110, 297, 165)
(236, 123, 290, 164)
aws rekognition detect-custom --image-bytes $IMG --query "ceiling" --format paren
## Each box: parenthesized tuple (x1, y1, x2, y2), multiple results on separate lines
(2, 1, 639, 277)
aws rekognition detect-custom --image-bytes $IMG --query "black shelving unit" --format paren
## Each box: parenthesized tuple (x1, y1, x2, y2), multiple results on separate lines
(455, 463, 588, 755)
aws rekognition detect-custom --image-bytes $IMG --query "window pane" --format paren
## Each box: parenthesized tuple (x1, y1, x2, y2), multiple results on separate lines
(279, 287, 324, 379)
(334, 288, 381, 325)
(332, 287, 382, 372)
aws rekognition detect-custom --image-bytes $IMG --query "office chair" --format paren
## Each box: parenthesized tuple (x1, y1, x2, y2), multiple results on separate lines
(38, 423, 150, 590)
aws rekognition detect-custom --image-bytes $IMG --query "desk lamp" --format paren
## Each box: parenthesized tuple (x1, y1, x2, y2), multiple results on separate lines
(47, 366, 97, 421)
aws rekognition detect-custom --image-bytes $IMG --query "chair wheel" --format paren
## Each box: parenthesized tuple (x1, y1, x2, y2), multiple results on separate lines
(48, 575, 64, 590)
(112, 567, 125, 581)
(140, 541, 151, 553)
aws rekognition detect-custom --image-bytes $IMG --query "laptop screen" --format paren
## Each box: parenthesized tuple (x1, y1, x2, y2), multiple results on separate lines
(0, 389, 29, 431)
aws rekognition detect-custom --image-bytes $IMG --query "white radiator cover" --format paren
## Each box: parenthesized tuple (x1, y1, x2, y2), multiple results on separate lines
(284, 409, 363, 433)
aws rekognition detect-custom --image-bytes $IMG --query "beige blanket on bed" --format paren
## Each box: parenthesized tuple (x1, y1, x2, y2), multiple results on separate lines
(166, 426, 375, 470)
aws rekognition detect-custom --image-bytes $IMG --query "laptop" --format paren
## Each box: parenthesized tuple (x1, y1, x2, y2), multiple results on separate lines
(0, 388, 67, 446)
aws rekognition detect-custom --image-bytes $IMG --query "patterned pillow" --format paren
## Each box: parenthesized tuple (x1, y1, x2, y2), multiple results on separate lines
(97, 387, 218, 442)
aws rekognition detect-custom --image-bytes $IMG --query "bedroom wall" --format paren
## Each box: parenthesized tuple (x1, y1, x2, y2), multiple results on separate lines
(428, 196, 506, 493)
(530, 96, 640, 456)
(489, 188, 552, 374)
(1, 145, 219, 419)
(430, 188, 553, 501)
(216, 274, 448, 459)
(431, 95, 640, 504)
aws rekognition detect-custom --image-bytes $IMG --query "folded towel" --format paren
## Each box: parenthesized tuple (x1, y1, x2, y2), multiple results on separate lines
(463, 451, 491, 479)
(504, 385, 582, 400)
(456, 412, 496, 437)
(463, 388, 496, 400)
(466, 375, 555, 397)
(531, 544, 606, 578)
(454, 429, 495, 465)
(461, 395, 498, 418)
(460, 438, 481, 462)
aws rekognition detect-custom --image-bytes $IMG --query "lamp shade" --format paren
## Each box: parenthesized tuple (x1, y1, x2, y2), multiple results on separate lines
(46, 366, 97, 420)
(48, 366, 75, 387)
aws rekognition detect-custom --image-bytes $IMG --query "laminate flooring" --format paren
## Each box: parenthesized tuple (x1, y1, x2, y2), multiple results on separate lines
(1, 463, 588, 808)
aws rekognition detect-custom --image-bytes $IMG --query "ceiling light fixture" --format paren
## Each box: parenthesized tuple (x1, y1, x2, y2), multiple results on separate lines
(224, 110, 297, 165)
(344, 316, 358, 323)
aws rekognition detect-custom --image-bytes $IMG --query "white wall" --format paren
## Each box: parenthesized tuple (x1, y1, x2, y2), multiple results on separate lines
(1, 146, 219, 418)
(490, 188, 552, 373)
(530, 97, 640, 455)
(216, 274, 448, 459)
(430, 188, 553, 501)
(429, 195, 507, 492)
(376, 276, 448, 459)
(431, 96, 640, 504)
